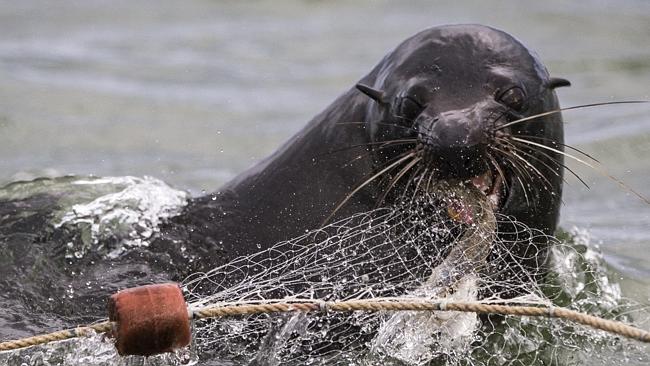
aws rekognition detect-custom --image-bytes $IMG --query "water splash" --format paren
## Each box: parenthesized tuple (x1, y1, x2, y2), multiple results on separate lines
(1, 180, 648, 365)
(53, 176, 188, 259)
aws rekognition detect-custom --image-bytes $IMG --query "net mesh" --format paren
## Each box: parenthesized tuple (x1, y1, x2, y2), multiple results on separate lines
(175, 183, 649, 365)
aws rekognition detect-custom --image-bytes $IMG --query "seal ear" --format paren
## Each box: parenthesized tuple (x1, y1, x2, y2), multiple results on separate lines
(356, 83, 387, 104)
(548, 77, 571, 89)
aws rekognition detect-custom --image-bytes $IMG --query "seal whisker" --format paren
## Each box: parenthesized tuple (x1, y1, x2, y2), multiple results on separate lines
(495, 138, 560, 191)
(324, 151, 417, 225)
(339, 141, 418, 168)
(418, 168, 431, 193)
(514, 175, 531, 207)
(390, 113, 421, 128)
(511, 137, 650, 204)
(328, 140, 419, 168)
(323, 139, 418, 159)
(513, 134, 600, 163)
(405, 168, 426, 204)
(486, 152, 509, 192)
(497, 140, 565, 186)
(492, 145, 537, 202)
(502, 137, 590, 189)
(424, 168, 436, 193)
(496, 100, 649, 131)
(342, 144, 418, 167)
(503, 145, 557, 196)
(407, 166, 429, 204)
(376, 156, 422, 208)
(343, 152, 372, 168)
(396, 160, 423, 202)
(491, 145, 537, 188)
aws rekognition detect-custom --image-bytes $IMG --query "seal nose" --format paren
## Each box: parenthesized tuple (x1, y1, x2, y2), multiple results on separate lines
(417, 109, 489, 179)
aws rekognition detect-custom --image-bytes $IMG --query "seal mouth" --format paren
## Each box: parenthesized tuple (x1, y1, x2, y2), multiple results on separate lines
(469, 167, 506, 210)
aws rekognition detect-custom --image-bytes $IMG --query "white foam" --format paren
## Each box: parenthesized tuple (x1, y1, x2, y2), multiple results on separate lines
(55, 176, 188, 258)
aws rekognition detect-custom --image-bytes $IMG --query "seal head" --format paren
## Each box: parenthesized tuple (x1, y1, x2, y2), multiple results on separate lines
(355, 25, 567, 235)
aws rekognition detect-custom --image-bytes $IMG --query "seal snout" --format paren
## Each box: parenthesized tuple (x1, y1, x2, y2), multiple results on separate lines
(416, 109, 489, 180)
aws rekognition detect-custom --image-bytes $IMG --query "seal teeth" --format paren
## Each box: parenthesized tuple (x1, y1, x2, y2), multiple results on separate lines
(471, 170, 493, 194)
(488, 173, 504, 208)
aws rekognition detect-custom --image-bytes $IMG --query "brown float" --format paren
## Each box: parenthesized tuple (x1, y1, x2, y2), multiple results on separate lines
(108, 283, 191, 356)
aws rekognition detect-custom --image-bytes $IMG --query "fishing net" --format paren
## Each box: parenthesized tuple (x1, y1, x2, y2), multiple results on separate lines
(178, 183, 650, 366)
(0, 177, 649, 366)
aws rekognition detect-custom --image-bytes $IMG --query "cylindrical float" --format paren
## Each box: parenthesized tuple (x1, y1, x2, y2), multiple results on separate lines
(108, 283, 191, 356)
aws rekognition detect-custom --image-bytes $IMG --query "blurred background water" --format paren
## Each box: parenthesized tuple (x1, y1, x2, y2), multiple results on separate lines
(0, 0, 649, 343)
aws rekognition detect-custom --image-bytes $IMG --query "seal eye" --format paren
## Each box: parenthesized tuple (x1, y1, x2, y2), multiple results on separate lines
(397, 96, 424, 123)
(498, 87, 527, 111)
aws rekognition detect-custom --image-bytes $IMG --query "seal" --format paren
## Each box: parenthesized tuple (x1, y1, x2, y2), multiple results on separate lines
(164, 24, 570, 274)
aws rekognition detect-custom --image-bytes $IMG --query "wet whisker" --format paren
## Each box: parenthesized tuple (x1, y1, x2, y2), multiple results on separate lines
(486, 152, 510, 192)
(514, 134, 600, 163)
(497, 100, 649, 131)
(324, 151, 417, 225)
(498, 137, 590, 189)
(376, 156, 422, 208)
(511, 136, 650, 204)
(498, 144, 558, 197)
(322, 139, 418, 159)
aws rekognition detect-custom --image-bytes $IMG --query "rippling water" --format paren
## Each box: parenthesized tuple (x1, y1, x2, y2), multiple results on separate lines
(0, 0, 649, 364)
